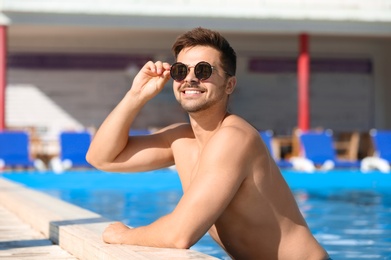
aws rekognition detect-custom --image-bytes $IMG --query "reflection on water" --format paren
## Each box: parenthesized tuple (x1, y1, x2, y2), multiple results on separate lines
(295, 189, 391, 259)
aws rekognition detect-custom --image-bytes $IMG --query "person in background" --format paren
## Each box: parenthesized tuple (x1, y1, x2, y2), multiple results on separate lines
(86, 27, 329, 260)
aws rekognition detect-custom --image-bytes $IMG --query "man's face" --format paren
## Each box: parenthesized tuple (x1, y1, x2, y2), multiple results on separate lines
(173, 46, 231, 113)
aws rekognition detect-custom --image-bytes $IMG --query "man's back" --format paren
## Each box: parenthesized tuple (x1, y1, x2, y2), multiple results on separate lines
(169, 114, 328, 259)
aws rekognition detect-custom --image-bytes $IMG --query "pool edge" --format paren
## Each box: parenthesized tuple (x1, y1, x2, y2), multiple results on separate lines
(0, 177, 218, 260)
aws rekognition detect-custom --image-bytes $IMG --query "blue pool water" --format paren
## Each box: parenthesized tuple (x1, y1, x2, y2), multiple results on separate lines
(2, 169, 391, 259)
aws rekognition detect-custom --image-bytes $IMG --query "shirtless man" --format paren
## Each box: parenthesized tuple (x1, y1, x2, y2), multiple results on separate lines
(86, 27, 329, 260)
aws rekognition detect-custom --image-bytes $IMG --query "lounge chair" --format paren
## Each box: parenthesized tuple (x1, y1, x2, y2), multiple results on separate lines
(361, 129, 391, 173)
(260, 131, 316, 172)
(259, 131, 293, 168)
(0, 131, 35, 168)
(50, 131, 93, 172)
(370, 129, 391, 164)
(298, 130, 361, 169)
(60, 131, 93, 167)
(129, 129, 151, 136)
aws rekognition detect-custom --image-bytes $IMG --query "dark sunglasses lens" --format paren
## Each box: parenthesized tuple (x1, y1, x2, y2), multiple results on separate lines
(195, 62, 213, 80)
(170, 63, 188, 81)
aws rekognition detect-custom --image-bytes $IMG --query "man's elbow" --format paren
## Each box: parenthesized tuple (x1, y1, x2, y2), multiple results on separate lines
(85, 150, 97, 167)
(166, 233, 195, 249)
(85, 150, 107, 171)
(172, 239, 192, 250)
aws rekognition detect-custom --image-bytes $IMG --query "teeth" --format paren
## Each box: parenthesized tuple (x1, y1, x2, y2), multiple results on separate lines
(184, 90, 201, 94)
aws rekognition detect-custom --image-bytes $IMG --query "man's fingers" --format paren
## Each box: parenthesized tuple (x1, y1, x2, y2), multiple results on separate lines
(154, 61, 172, 76)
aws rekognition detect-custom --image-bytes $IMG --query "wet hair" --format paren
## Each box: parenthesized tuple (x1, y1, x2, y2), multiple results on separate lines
(171, 27, 236, 76)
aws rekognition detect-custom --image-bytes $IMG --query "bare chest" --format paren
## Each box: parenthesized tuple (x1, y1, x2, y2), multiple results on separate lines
(172, 141, 200, 191)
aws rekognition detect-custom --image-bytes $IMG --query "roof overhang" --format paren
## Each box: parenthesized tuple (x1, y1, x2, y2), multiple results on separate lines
(2, 0, 391, 37)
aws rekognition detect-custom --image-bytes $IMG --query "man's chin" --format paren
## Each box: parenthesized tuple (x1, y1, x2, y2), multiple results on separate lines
(182, 105, 207, 113)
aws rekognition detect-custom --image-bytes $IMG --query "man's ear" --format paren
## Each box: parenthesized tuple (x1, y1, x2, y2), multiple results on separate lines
(226, 76, 237, 94)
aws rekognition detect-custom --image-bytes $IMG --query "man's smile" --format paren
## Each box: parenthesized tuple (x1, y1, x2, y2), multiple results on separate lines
(184, 90, 204, 94)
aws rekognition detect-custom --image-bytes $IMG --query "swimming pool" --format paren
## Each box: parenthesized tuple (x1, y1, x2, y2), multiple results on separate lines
(2, 169, 391, 259)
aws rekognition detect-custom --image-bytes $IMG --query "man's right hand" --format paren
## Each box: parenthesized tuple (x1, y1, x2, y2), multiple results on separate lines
(86, 61, 173, 172)
(130, 61, 172, 103)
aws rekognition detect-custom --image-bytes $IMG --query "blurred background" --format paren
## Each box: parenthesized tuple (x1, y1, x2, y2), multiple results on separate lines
(1, 0, 390, 163)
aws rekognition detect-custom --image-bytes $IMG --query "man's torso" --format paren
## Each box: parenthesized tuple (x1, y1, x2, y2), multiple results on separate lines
(165, 115, 327, 259)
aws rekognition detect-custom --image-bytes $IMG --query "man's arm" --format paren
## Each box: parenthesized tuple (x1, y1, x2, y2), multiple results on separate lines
(102, 126, 254, 248)
(86, 61, 173, 172)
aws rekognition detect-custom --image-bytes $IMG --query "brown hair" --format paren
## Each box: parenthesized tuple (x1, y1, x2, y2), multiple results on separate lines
(171, 27, 236, 76)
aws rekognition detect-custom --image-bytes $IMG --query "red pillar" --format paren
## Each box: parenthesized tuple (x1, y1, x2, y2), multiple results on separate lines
(0, 26, 6, 130)
(297, 33, 310, 131)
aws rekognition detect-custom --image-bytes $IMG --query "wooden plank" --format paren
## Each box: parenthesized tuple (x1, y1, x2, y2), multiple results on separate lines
(0, 205, 77, 259)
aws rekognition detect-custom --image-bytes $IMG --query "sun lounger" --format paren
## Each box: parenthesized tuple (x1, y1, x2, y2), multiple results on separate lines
(298, 130, 361, 169)
(0, 131, 35, 168)
(369, 129, 391, 164)
(58, 131, 93, 169)
(259, 131, 293, 168)
(360, 129, 391, 172)
(129, 129, 151, 136)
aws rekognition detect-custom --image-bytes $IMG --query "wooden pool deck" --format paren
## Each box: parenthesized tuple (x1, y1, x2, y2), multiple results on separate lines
(0, 177, 218, 260)
(0, 204, 77, 259)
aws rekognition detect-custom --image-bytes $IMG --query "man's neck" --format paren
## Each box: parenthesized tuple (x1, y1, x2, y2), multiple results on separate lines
(189, 109, 229, 147)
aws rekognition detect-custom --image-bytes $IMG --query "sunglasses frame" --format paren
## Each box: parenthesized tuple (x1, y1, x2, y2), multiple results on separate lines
(170, 61, 217, 82)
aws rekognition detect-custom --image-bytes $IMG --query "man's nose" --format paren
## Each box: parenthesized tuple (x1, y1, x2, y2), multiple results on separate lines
(184, 67, 199, 83)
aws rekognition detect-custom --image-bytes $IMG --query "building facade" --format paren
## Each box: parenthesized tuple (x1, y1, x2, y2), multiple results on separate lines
(1, 0, 391, 135)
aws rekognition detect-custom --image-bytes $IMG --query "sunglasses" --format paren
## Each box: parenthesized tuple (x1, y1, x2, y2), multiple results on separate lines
(170, 61, 224, 82)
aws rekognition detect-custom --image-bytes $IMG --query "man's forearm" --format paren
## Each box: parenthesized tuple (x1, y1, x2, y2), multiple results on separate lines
(86, 61, 171, 170)
(86, 91, 145, 169)
(103, 215, 191, 249)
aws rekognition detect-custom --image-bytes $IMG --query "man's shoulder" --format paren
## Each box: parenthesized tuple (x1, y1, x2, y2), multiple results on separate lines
(212, 121, 260, 150)
(220, 115, 259, 138)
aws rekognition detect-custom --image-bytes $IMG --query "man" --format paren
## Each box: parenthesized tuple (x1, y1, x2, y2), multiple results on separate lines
(86, 27, 329, 259)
